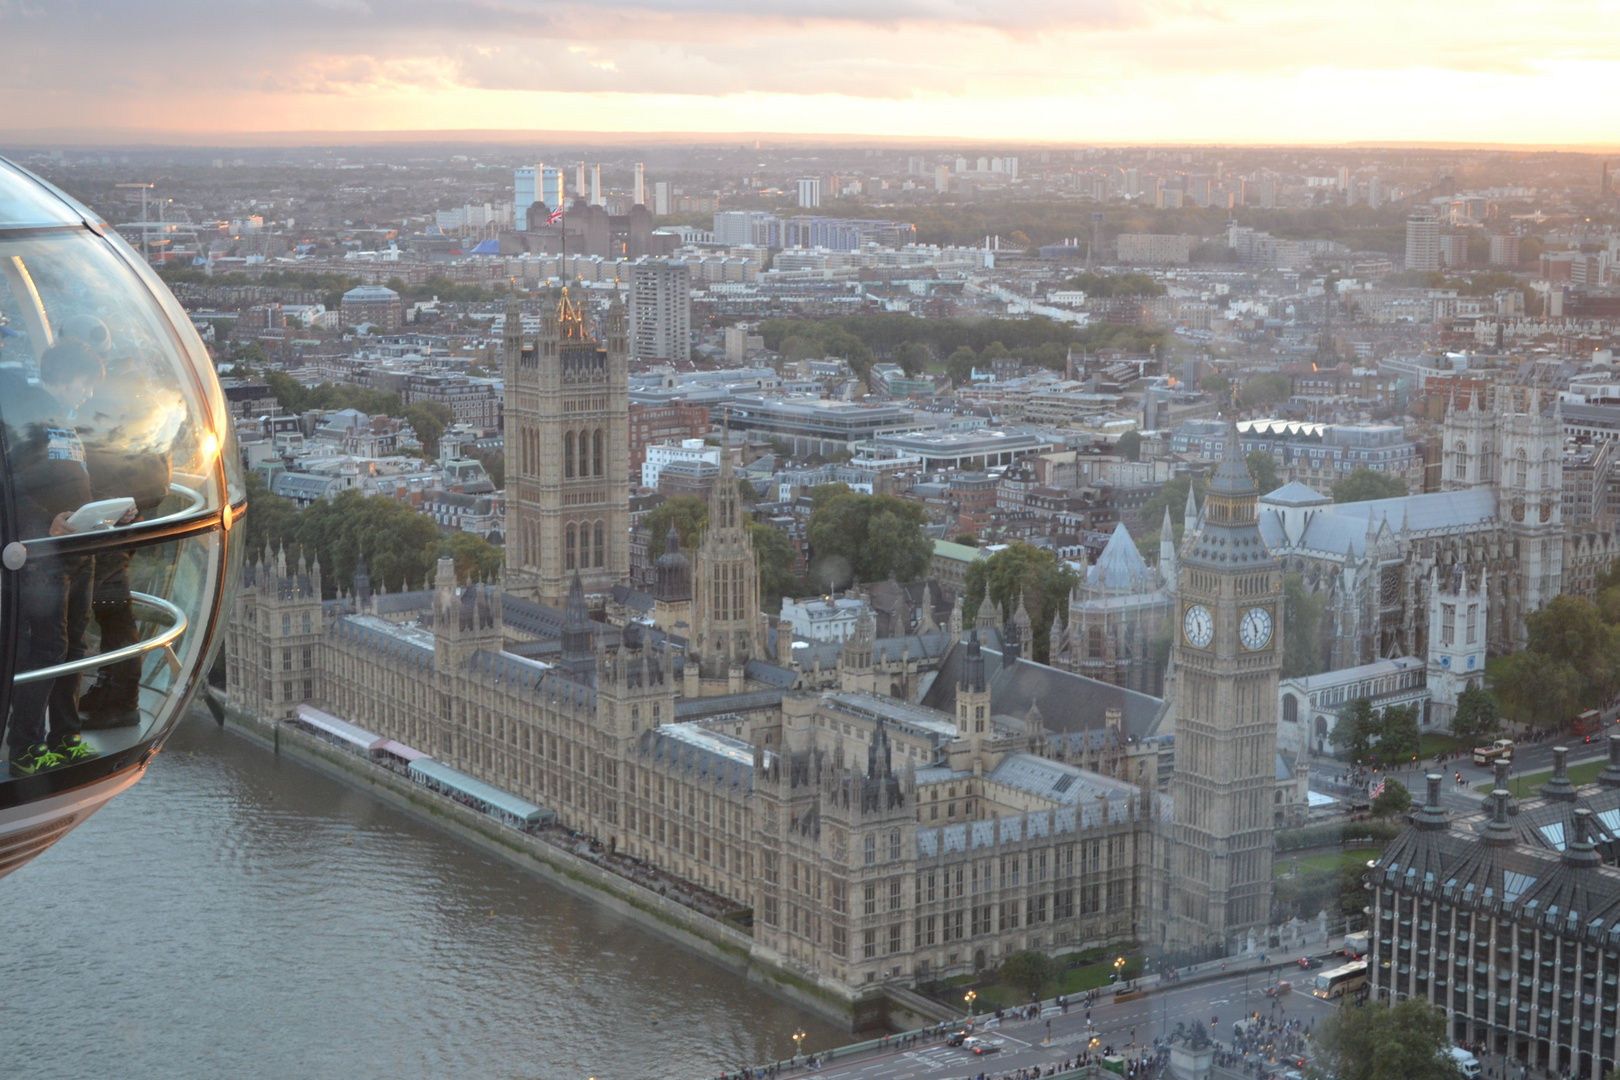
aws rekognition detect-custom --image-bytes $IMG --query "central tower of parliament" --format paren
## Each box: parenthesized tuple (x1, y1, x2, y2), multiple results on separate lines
(503, 293, 630, 606)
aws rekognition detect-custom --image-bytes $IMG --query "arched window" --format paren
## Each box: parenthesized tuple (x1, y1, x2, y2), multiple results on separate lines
(1453, 440, 1466, 481)
(1088, 625, 1104, 658)
(1480, 443, 1492, 481)
(593, 521, 605, 568)
(1516, 448, 1527, 488)
(593, 428, 605, 477)
(1541, 450, 1551, 490)
(564, 431, 575, 478)
(565, 524, 576, 570)
(1282, 694, 1298, 723)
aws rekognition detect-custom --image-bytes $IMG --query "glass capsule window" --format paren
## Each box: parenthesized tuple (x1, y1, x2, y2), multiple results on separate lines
(0, 158, 240, 852)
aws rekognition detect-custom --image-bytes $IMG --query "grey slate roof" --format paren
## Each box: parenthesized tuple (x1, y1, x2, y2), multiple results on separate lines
(921, 638, 1169, 740)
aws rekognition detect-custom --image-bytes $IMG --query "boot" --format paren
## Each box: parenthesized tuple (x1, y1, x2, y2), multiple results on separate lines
(79, 665, 141, 729)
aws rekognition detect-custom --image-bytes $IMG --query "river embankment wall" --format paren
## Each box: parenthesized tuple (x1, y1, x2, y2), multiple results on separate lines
(209, 693, 898, 1033)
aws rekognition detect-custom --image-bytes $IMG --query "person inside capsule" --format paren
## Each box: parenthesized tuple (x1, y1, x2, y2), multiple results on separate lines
(0, 338, 114, 773)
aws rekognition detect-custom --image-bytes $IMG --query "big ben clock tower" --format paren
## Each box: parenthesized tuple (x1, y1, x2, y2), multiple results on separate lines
(1164, 421, 1281, 953)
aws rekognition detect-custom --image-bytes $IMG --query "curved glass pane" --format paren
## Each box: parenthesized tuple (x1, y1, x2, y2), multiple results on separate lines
(0, 227, 228, 540)
(0, 229, 235, 794)
(0, 160, 86, 230)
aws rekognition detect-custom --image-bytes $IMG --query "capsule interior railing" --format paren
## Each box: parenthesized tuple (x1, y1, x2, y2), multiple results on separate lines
(12, 591, 187, 685)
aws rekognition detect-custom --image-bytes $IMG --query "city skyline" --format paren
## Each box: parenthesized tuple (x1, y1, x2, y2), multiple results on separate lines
(4, 1, 1619, 146)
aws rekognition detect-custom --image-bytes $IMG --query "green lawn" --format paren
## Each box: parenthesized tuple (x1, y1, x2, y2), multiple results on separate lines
(1419, 733, 1464, 758)
(1473, 759, 1608, 797)
(930, 949, 1144, 1010)
(1276, 848, 1383, 877)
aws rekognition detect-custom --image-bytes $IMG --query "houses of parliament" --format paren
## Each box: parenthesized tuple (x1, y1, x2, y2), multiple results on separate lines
(224, 296, 1278, 1005)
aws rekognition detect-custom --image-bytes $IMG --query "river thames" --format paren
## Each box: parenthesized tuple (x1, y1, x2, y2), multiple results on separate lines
(0, 709, 843, 1080)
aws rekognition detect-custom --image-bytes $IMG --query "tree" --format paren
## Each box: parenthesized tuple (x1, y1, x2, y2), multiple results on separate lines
(999, 950, 1057, 1000)
(1495, 595, 1620, 723)
(805, 492, 932, 590)
(1307, 998, 1460, 1080)
(1525, 594, 1620, 705)
(1332, 469, 1408, 503)
(1066, 272, 1166, 298)
(1201, 373, 1230, 398)
(1330, 698, 1377, 760)
(641, 495, 710, 553)
(264, 369, 310, 415)
(1495, 651, 1584, 725)
(952, 534, 978, 547)
(1339, 860, 1370, 916)
(1140, 475, 1209, 534)
(1371, 778, 1413, 819)
(1116, 429, 1142, 463)
(946, 346, 978, 385)
(1239, 373, 1292, 408)
(477, 451, 506, 490)
(241, 471, 299, 555)
(296, 489, 443, 598)
(1450, 684, 1498, 742)
(748, 522, 800, 608)
(892, 340, 933, 377)
(1246, 450, 1281, 494)
(962, 543, 1080, 664)
(404, 402, 451, 459)
(1377, 704, 1422, 764)
(1281, 573, 1328, 679)
(428, 531, 504, 584)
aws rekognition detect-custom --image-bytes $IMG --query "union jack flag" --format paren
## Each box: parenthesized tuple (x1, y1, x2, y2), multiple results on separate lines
(547, 205, 564, 225)
(1369, 777, 1386, 799)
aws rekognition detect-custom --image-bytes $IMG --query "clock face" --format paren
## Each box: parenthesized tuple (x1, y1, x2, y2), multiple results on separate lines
(1240, 607, 1273, 651)
(1183, 604, 1214, 649)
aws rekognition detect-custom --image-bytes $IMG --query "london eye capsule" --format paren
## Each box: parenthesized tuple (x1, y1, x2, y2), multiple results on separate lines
(0, 158, 242, 876)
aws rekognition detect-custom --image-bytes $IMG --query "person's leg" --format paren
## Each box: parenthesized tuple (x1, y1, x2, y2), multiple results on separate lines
(48, 554, 93, 745)
(7, 562, 69, 768)
(80, 546, 142, 727)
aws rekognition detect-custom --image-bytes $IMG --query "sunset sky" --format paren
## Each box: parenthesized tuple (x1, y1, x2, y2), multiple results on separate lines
(4, 0, 1618, 145)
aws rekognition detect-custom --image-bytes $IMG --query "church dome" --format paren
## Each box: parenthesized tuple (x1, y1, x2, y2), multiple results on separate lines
(0, 158, 243, 877)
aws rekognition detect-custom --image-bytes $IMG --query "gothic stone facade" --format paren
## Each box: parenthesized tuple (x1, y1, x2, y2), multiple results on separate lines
(225, 552, 1157, 1000)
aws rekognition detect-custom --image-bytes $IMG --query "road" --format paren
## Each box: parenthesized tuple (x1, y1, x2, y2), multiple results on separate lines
(1311, 727, 1616, 820)
(796, 967, 1344, 1080)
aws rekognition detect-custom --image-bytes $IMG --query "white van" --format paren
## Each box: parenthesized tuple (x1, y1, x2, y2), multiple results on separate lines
(1446, 1046, 1481, 1078)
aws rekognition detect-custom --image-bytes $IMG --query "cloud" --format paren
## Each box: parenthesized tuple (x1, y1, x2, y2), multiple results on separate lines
(0, 0, 1616, 141)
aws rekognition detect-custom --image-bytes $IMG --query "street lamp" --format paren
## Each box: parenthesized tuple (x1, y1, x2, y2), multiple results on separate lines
(792, 1030, 806, 1059)
(1113, 956, 1125, 985)
(964, 989, 978, 1016)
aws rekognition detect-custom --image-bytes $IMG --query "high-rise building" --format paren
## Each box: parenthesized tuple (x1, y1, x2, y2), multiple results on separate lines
(1406, 208, 1441, 272)
(502, 293, 630, 606)
(1490, 233, 1521, 267)
(590, 164, 602, 207)
(633, 163, 645, 207)
(653, 181, 671, 217)
(628, 260, 691, 363)
(1367, 175, 1382, 209)
(1336, 165, 1350, 192)
(935, 165, 950, 194)
(1162, 423, 1282, 952)
(514, 165, 537, 231)
(797, 177, 821, 209)
(1439, 233, 1469, 269)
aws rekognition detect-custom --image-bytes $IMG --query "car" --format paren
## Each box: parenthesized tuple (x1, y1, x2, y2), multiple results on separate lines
(963, 1037, 1002, 1055)
(1295, 956, 1319, 970)
(945, 1029, 971, 1047)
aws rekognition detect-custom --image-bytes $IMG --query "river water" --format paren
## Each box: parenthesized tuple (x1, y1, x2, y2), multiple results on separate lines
(0, 709, 843, 1080)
